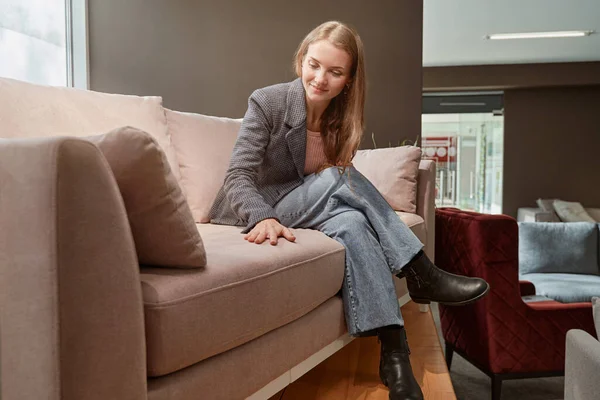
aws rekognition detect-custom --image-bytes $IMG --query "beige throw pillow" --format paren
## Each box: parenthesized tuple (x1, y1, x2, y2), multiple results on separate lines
(536, 198, 561, 222)
(552, 200, 596, 222)
(352, 146, 422, 213)
(87, 126, 206, 268)
(167, 109, 242, 223)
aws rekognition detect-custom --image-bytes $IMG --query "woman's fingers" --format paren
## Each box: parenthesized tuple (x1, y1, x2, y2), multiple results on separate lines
(245, 220, 295, 245)
(245, 227, 260, 242)
(268, 226, 279, 245)
(282, 227, 296, 242)
(255, 228, 268, 244)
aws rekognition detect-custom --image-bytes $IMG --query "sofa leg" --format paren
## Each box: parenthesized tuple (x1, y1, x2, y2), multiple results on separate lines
(491, 375, 502, 400)
(445, 342, 454, 370)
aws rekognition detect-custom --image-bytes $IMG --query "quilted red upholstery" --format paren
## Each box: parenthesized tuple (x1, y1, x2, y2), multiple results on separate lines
(435, 208, 596, 374)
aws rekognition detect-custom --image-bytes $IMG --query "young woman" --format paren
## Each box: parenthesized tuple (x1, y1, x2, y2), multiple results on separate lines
(209, 21, 489, 400)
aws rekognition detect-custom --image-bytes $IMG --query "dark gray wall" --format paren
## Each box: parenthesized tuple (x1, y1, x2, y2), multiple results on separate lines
(503, 86, 600, 217)
(423, 62, 600, 92)
(88, 0, 423, 149)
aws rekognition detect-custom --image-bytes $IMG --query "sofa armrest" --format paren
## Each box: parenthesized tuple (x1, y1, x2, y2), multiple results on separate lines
(519, 280, 536, 296)
(417, 160, 436, 261)
(517, 207, 556, 222)
(435, 207, 518, 281)
(565, 330, 600, 400)
(0, 137, 147, 400)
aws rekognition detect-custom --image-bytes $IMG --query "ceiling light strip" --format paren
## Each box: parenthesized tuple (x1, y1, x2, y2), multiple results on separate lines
(485, 30, 595, 40)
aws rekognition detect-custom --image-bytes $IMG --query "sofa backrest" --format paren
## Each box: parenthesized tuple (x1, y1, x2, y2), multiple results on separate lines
(0, 77, 181, 179)
(1, 77, 437, 248)
(165, 109, 430, 223)
(166, 109, 242, 223)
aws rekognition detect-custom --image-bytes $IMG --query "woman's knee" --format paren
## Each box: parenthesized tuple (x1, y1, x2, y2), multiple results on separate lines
(338, 210, 369, 229)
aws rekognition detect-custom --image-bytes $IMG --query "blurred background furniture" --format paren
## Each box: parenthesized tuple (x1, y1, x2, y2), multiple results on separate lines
(435, 207, 597, 400)
(564, 330, 600, 400)
(517, 207, 600, 223)
(517, 221, 600, 303)
(564, 296, 600, 400)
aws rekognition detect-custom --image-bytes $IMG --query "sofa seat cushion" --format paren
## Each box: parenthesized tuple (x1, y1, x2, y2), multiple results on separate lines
(522, 273, 600, 303)
(140, 224, 345, 377)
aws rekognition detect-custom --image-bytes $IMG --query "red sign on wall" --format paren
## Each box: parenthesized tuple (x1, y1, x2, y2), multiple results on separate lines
(422, 136, 457, 163)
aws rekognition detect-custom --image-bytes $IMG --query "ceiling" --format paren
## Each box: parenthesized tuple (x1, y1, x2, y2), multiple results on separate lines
(423, 0, 600, 66)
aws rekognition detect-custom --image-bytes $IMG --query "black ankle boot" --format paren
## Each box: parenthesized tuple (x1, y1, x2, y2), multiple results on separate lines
(378, 326, 424, 400)
(397, 251, 490, 306)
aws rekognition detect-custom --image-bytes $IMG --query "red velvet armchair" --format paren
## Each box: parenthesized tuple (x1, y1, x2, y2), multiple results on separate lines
(435, 208, 597, 400)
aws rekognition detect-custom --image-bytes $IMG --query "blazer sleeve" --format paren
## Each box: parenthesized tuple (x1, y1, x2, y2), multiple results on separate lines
(223, 90, 280, 231)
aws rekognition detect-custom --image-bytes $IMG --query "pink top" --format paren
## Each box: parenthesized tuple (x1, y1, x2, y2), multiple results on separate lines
(303, 129, 328, 176)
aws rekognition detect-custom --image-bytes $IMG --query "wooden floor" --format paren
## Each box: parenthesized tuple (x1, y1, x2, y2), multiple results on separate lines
(267, 301, 456, 400)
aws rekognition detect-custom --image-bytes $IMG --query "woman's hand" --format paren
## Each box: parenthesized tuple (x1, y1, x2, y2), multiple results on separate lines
(244, 218, 296, 245)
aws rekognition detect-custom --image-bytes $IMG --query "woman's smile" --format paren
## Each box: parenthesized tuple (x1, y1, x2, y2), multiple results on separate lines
(310, 83, 327, 94)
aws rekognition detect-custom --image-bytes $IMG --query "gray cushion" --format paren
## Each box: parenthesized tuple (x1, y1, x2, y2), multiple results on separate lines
(518, 222, 599, 275)
(521, 294, 555, 303)
(593, 297, 600, 338)
(520, 273, 600, 303)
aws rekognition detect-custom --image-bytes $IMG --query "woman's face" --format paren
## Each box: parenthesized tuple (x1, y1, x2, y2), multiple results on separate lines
(301, 40, 352, 107)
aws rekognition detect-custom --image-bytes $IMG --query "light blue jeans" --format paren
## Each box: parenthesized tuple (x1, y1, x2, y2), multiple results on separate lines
(273, 166, 423, 336)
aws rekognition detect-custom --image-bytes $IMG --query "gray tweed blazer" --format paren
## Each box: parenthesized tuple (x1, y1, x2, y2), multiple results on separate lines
(208, 78, 309, 233)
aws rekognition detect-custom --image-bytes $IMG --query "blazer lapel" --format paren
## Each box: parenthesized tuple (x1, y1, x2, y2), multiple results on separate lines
(284, 78, 307, 178)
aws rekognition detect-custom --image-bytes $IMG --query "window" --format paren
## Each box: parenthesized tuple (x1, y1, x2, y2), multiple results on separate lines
(422, 93, 504, 214)
(0, 0, 88, 88)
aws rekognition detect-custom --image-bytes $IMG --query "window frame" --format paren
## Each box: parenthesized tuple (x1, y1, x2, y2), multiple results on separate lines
(66, 0, 89, 89)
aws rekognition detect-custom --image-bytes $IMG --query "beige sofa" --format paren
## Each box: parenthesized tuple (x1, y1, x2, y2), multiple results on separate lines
(0, 77, 436, 400)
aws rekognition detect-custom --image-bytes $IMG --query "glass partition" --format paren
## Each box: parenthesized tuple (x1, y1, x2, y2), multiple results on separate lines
(422, 113, 504, 214)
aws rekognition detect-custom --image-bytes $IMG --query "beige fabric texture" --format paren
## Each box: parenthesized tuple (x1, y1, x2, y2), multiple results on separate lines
(536, 198, 561, 222)
(0, 76, 181, 179)
(141, 224, 345, 377)
(87, 127, 206, 268)
(352, 146, 422, 213)
(0, 137, 147, 400)
(564, 329, 600, 400)
(553, 200, 597, 222)
(167, 109, 242, 222)
(585, 208, 600, 222)
(147, 296, 346, 400)
(416, 160, 437, 261)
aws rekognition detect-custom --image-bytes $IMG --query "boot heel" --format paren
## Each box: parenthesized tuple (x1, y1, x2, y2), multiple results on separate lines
(411, 297, 431, 305)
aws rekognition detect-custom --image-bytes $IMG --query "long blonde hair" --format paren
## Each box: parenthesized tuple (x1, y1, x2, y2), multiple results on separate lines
(293, 21, 366, 171)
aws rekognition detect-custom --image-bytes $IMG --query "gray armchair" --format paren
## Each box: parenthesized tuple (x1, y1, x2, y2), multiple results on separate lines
(564, 330, 600, 400)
